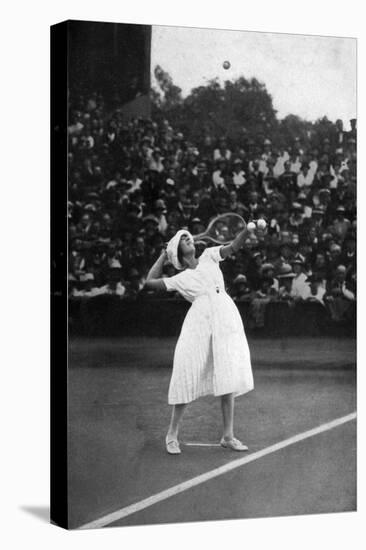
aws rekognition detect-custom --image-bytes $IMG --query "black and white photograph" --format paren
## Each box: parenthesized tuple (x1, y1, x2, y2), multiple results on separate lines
(51, 16, 357, 532)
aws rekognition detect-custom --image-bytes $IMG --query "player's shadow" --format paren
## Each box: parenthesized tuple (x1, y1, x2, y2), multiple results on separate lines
(20, 506, 49, 523)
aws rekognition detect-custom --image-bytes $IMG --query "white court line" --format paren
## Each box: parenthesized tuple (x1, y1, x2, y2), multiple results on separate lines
(184, 442, 221, 447)
(78, 412, 356, 530)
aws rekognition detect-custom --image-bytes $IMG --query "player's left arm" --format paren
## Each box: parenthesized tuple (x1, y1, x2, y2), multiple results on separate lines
(219, 228, 250, 259)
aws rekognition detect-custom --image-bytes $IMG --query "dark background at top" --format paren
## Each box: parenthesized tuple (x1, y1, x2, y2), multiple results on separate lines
(68, 20, 151, 106)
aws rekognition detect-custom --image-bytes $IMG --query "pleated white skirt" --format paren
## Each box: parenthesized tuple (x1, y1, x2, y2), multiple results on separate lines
(168, 293, 254, 404)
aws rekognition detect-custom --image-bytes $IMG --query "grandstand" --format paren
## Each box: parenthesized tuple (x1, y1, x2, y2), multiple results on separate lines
(68, 89, 356, 333)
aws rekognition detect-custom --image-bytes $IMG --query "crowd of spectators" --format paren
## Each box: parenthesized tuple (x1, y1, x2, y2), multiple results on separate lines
(68, 92, 356, 326)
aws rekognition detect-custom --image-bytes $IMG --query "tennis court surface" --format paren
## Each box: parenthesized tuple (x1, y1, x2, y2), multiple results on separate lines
(68, 336, 356, 529)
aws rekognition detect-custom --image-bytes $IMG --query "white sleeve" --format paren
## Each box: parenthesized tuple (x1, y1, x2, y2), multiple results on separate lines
(163, 275, 179, 292)
(163, 271, 190, 293)
(205, 246, 224, 263)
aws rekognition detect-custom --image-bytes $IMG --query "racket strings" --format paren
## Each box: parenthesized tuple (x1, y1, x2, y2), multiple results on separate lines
(204, 214, 246, 244)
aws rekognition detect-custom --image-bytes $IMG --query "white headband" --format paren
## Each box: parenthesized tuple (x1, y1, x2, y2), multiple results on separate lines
(166, 230, 193, 270)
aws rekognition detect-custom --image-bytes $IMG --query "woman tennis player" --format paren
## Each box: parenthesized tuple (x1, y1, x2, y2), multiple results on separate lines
(144, 226, 254, 455)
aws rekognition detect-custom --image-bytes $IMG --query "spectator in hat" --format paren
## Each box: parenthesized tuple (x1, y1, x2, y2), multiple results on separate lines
(331, 206, 351, 240)
(231, 274, 252, 302)
(228, 190, 246, 216)
(330, 265, 355, 299)
(148, 148, 164, 173)
(190, 217, 205, 236)
(231, 159, 247, 189)
(129, 234, 148, 272)
(260, 262, 279, 293)
(311, 252, 330, 287)
(262, 164, 277, 194)
(248, 159, 263, 187)
(297, 163, 314, 189)
(326, 242, 342, 272)
(76, 212, 93, 240)
(288, 203, 304, 231)
(96, 212, 114, 243)
(349, 118, 357, 140)
(305, 274, 326, 305)
(278, 161, 296, 194)
(129, 190, 147, 219)
(277, 264, 296, 303)
(189, 191, 201, 217)
(124, 268, 145, 298)
(143, 213, 160, 227)
(325, 265, 355, 321)
(311, 207, 326, 232)
(291, 257, 311, 300)
(212, 158, 228, 191)
(273, 243, 293, 273)
(334, 119, 346, 149)
(250, 277, 276, 328)
(340, 235, 356, 274)
(317, 189, 332, 220)
(247, 191, 261, 218)
(194, 162, 212, 191)
(247, 251, 263, 290)
(261, 138, 273, 160)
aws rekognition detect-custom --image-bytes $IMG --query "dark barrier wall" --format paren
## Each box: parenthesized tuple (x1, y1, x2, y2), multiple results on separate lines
(69, 298, 356, 339)
(68, 20, 151, 105)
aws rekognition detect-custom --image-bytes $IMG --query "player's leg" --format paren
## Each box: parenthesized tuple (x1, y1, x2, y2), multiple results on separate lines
(220, 393, 248, 451)
(220, 393, 235, 440)
(166, 403, 187, 454)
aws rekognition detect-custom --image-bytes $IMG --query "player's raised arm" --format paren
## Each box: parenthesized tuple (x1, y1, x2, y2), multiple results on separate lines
(219, 227, 250, 259)
(220, 219, 267, 259)
(144, 248, 167, 291)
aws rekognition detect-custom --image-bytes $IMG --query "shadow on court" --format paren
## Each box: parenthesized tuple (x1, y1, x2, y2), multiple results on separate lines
(68, 337, 356, 529)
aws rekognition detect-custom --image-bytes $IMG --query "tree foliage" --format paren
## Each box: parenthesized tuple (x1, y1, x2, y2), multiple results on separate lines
(151, 65, 183, 112)
(151, 66, 314, 147)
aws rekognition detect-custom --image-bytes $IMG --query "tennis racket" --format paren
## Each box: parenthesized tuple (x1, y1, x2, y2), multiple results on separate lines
(193, 213, 247, 244)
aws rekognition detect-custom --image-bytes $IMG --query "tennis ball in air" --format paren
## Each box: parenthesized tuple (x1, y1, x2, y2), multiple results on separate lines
(247, 222, 256, 231)
(257, 219, 267, 229)
(223, 60, 231, 70)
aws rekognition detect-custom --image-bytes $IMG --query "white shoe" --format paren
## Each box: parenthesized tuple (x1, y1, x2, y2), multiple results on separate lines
(220, 437, 248, 452)
(165, 437, 181, 455)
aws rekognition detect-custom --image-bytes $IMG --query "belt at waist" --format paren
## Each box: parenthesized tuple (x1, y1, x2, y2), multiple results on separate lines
(195, 287, 227, 299)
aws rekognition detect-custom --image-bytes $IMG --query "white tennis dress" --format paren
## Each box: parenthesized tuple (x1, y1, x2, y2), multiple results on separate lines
(163, 246, 254, 404)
